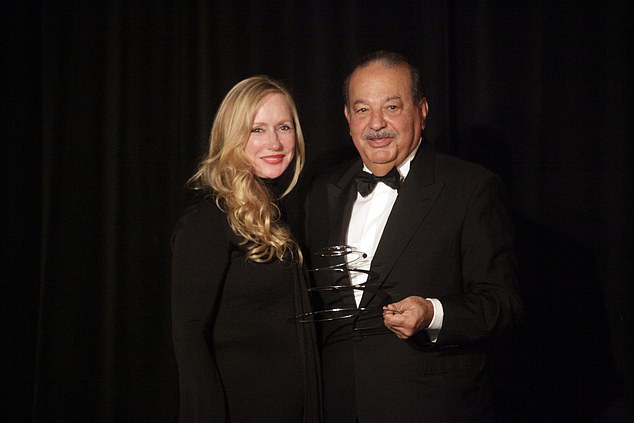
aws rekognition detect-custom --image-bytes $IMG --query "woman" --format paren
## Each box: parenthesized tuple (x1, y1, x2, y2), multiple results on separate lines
(171, 76, 320, 422)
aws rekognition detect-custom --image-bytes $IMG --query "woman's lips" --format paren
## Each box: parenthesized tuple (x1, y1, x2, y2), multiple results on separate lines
(261, 154, 285, 164)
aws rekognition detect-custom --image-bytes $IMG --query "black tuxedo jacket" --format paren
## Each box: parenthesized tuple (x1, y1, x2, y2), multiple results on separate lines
(304, 142, 523, 422)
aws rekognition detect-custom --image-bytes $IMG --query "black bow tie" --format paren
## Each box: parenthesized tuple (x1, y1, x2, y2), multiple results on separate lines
(354, 167, 402, 197)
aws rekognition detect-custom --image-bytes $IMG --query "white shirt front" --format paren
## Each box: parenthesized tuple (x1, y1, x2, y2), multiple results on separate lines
(345, 141, 443, 339)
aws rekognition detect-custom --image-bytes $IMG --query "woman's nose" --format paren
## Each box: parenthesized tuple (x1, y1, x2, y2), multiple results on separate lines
(267, 131, 283, 150)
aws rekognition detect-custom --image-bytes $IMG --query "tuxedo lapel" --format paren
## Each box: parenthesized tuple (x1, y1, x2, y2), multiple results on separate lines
(324, 162, 361, 309)
(360, 144, 443, 306)
(326, 163, 360, 247)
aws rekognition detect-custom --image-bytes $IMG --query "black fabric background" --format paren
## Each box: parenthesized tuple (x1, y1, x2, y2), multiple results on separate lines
(2, 1, 632, 422)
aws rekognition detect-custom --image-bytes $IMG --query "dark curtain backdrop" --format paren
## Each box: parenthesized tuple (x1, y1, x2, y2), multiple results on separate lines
(2, 1, 632, 422)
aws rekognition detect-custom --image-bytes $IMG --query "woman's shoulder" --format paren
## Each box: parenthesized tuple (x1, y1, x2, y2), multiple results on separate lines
(172, 191, 227, 245)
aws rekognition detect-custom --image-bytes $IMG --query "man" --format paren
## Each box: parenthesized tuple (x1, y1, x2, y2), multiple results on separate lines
(303, 51, 523, 422)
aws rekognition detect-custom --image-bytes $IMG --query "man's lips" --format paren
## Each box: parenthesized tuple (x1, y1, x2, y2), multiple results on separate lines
(365, 130, 396, 147)
(366, 137, 393, 147)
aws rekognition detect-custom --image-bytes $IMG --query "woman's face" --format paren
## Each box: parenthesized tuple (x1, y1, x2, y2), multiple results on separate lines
(245, 93, 296, 179)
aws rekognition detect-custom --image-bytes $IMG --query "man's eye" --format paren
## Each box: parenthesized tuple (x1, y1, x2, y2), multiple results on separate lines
(387, 105, 399, 110)
(356, 107, 368, 113)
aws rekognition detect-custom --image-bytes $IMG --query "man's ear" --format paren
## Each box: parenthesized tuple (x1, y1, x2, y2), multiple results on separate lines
(344, 104, 350, 124)
(419, 97, 429, 129)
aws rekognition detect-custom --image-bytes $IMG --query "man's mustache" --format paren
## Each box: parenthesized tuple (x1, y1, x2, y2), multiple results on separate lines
(364, 130, 396, 140)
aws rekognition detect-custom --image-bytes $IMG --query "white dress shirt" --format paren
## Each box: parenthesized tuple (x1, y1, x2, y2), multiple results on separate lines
(346, 141, 443, 340)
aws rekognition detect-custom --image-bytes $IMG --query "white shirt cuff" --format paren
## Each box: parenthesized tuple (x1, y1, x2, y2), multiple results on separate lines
(425, 298, 444, 343)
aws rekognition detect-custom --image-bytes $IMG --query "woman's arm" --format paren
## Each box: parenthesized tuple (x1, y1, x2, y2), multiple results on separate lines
(171, 201, 231, 422)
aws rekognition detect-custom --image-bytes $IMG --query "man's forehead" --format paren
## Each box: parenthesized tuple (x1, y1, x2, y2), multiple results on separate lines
(349, 66, 413, 103)
(351, 62, 410, 82)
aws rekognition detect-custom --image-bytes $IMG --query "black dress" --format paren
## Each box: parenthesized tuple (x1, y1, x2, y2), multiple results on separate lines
(171, 197, 321, 422)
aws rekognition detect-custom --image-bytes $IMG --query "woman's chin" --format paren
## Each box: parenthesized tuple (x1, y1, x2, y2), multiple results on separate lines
(255, 167, 287, 179)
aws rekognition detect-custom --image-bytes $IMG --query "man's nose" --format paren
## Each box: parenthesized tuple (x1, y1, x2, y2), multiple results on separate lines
(369, 110, 386, 130)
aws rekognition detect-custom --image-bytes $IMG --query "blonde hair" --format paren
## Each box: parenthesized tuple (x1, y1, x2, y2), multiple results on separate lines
(189, 76, 305, 263)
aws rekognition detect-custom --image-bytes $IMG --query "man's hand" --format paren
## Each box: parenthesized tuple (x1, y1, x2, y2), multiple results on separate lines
(383, 296, 434, 339)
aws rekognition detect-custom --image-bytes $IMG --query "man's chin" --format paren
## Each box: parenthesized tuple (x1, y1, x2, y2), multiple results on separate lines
(364, 153, 396, 167)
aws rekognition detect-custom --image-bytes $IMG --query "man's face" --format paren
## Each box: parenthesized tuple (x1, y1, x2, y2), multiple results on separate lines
(344, 62, 428, 176)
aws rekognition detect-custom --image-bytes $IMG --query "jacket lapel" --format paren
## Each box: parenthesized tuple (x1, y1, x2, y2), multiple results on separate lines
(327, 162, 360, 246)
(360, 144, 444, 307)
(324, 162, 361, 309)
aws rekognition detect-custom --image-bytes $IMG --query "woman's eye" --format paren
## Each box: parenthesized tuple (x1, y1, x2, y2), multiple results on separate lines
(279, 125, 293, 132)
(251, 127, 263, 133)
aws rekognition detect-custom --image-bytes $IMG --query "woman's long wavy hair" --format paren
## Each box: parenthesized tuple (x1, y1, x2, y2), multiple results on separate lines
(189, 76, 305, 263)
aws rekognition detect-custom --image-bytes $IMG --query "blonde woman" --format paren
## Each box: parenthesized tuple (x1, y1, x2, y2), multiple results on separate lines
(171, 76, 320, 422)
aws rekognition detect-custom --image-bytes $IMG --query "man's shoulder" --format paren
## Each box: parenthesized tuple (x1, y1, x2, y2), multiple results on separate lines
(426, 152, 510, 205)
(433, 151, 498, 182)
(311, 156, 361, 187)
